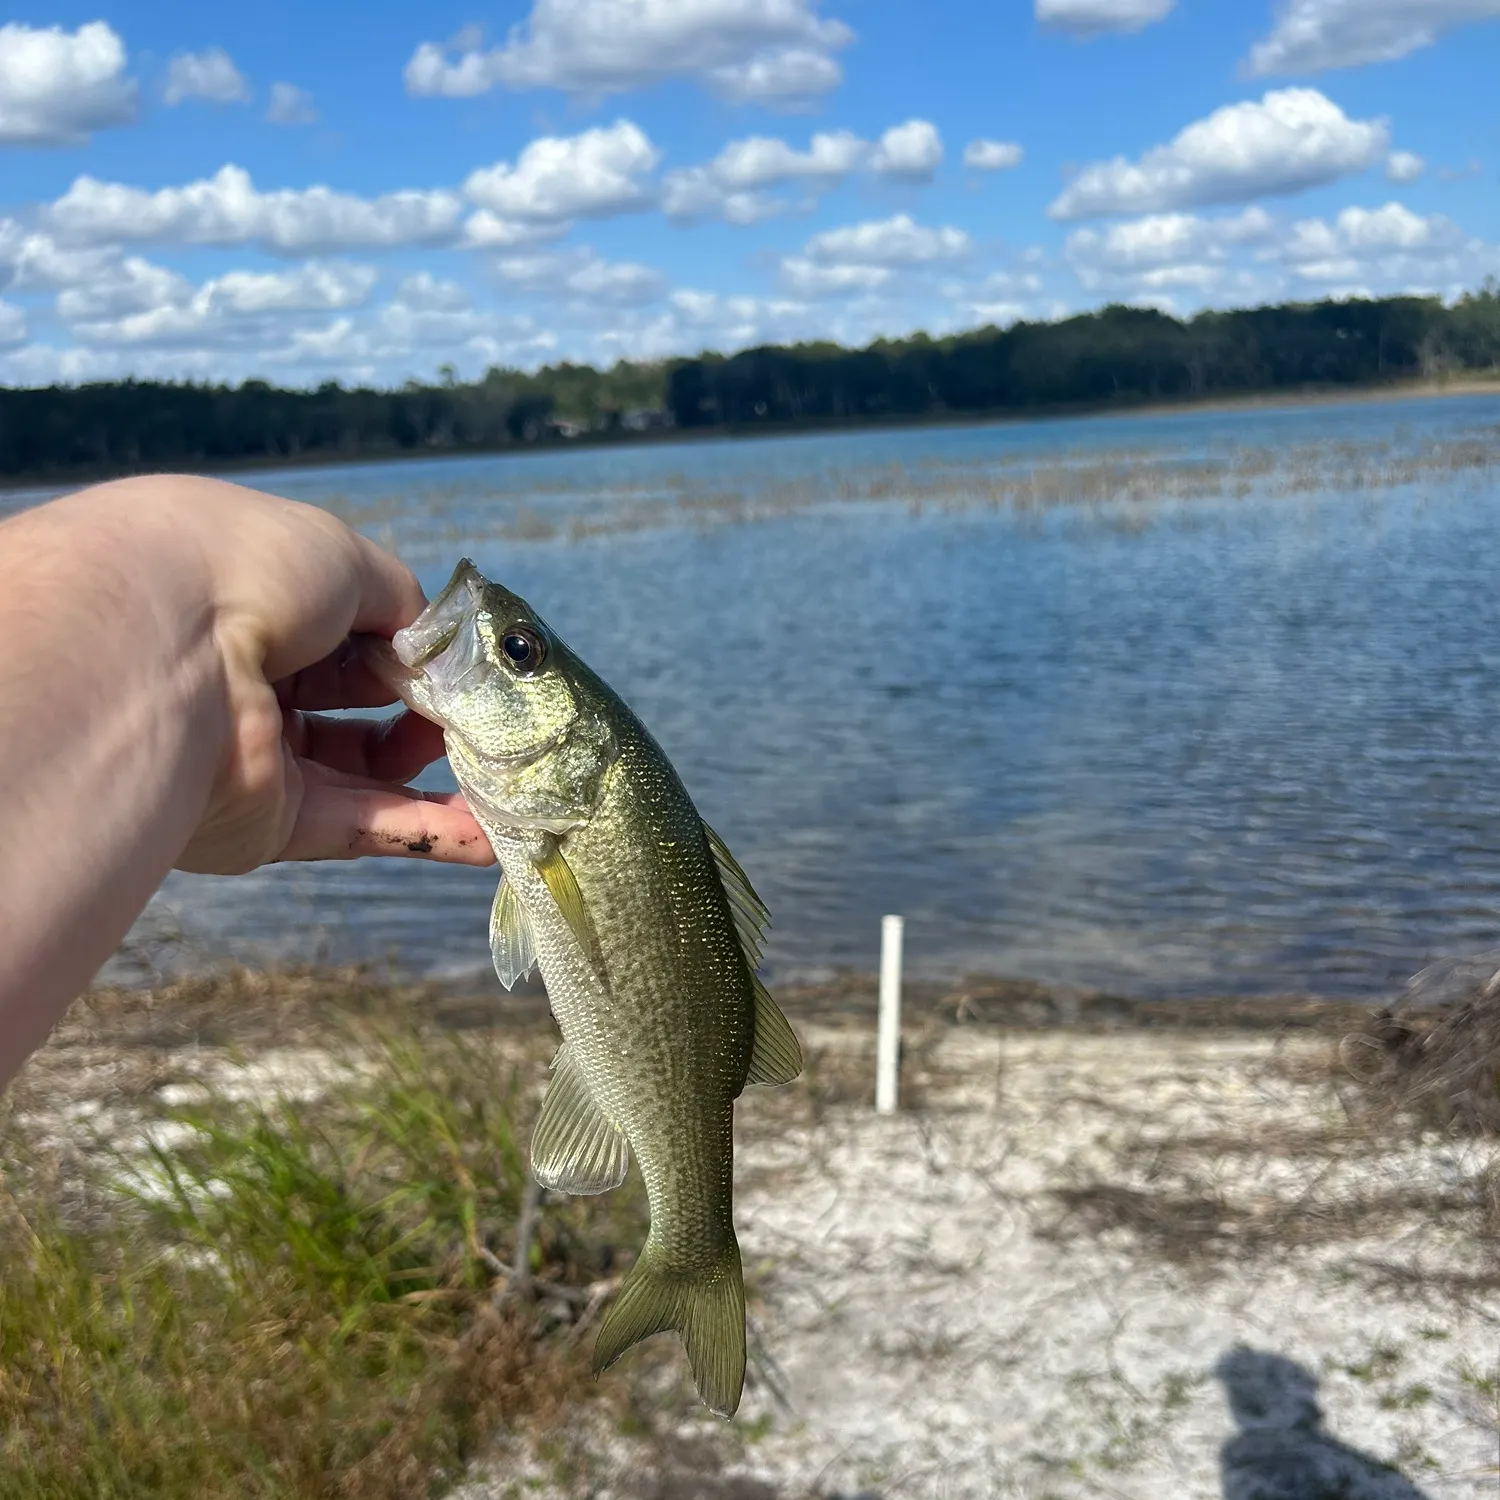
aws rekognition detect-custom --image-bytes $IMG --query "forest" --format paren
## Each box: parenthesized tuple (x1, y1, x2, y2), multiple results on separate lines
(2, 285, 1498, 482)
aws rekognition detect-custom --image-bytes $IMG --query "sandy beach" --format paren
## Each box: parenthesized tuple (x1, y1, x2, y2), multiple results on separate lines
(10, 972, 1495, 1500)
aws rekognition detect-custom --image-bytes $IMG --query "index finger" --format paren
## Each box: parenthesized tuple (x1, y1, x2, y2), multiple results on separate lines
(276, 641, 398, 711)
(348, 532, 429, 640)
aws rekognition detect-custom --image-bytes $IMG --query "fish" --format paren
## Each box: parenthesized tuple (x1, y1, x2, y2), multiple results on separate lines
(364, 558, 802, 1418)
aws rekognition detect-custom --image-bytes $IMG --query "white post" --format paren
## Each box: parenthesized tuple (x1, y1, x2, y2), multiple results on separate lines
(876, 914, 904, 1114)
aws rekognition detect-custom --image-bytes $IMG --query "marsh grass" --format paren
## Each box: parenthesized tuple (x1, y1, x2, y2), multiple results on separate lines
(0, 989, 646, 1500)
(327, 421, 1500, 552)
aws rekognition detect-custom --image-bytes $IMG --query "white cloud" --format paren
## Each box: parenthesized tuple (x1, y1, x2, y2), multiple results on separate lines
(374, 299, 501, 351)
(405, 0, 852, 107)
(706, 128, 866, 189)
(708, 45, 842, 106)
(461, 212, 564, 249)
(596, 287, 818, 359)
(0, 299, 26, 347)
(393, 272, 472, 311)
(1275, 202, 1480, 286)
(964, 301, 1029, 326)
(462, 120, 660, 237)
(803, 213, 972, 266)
(0, 222, 118, 291)
(779, 259, 893, 295)
(870, 120, 943, 183)
(267, 82, 317, 125)
(1247, 0, 1500, 76)
(164, 48, 249, 106)
(964, 139, 1024, 172)
(780, 213, 971, 298)
(47, 166, 464, 254)
(213, 262, 379, 314)
(1064, 206, 1276, 293)
(662, 127, 866, 222)
(56, 257, 190, 323)
(1278, 202, 1476, 283)
(1055, 197, 1499, 310)
(0, 21, 137, 145)
(955, 279, 1067, 330)
(944, 268, 1056, 329)
(492, 248, 666, 304)
(1048, 88, 1390, 219)
(58, 257, 379, 345)
(1384, 150, 1424, 184)
(1036, 0, 1176, 37)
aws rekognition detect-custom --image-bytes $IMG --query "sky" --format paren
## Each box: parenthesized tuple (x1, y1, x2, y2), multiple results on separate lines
(1, 0, 1498, 388)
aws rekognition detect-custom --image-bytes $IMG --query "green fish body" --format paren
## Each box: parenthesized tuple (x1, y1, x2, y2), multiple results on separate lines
(367, 559, 802, 1417)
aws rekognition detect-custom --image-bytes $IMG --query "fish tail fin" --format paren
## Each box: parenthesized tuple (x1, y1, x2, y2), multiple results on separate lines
(593, 1233, 746, 1418)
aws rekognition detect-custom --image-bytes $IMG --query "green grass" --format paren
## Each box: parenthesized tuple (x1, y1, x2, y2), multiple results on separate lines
(0, 1010, 646, 1500)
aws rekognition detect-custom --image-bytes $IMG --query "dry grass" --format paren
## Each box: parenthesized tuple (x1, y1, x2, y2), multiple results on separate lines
(1335, 983, 1500, 1139)
(0, 972, 645, 1500)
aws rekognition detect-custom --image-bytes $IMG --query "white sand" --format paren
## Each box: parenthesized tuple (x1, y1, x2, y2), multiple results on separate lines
(469, 1025, 1500, 1499)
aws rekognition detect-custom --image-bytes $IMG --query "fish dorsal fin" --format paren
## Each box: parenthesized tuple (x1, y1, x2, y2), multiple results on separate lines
(702, 822, 770, 969)
(533, 843, 601, 968)
(489, 876, 537, 990)
(531, 1043, 629, 1195)
(745, 976, 803, 1087)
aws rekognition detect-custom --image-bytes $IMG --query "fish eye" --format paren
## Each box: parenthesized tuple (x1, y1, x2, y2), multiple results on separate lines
(501, 623, 546, 675)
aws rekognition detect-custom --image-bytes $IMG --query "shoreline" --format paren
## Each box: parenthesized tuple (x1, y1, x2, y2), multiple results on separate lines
(5, 373, 1498, 498)
(69, 962, 1387, 1051)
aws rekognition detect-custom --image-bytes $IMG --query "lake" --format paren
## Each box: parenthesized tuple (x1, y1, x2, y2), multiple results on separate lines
(79, 392, 1500, 999)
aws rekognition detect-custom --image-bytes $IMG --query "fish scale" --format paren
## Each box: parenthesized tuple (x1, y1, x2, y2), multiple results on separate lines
(364, 558, 802, 1417)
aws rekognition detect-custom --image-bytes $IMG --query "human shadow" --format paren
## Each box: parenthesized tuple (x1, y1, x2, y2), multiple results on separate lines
(1217, 1347, 1431, 1500)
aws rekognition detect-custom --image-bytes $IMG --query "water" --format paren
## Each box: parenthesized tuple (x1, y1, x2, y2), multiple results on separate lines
(96, 392, 1500, 999)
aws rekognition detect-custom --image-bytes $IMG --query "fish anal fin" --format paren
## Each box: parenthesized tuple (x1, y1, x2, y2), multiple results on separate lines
(702, 821, 770, 969)
(745, 976, 803, 1087)
(593, 1234, 746, 1419)
(489, 876, 537, 990)
(530, 1043, 629, 1195)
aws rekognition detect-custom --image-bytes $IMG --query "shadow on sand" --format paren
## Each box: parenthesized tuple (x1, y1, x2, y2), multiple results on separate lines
(1218, 1347, 1431, 1500)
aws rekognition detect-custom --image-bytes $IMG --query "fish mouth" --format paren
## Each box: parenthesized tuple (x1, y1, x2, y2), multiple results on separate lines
(355, 558, 485, 726)
(393, 558, 484, 670)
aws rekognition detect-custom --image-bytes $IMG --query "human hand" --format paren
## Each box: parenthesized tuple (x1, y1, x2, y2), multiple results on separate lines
(98, 476, 495, 876)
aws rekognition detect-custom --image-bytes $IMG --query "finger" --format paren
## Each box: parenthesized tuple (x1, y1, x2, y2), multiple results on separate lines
(285, 709, 448, 783)
(349, 533, 429, 639)
(276, 640, 403, 711)
(279, 768, 495, 866)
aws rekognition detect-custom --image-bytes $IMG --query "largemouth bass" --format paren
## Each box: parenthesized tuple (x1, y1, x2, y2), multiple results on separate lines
(366, 559, 802, 1417)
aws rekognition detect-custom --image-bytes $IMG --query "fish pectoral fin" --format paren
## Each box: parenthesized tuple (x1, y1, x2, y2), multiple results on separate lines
(744, 976, 803, 1087)
(703, 821, 770, 970)
(530, 1043, 629, 1195)
(489, 876, 537, 990)
(533, 844, 602, 968)
(594, 1234, 746, 1420)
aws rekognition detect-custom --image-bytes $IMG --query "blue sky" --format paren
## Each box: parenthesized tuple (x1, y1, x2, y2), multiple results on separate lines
(2, 0, 1498, 387)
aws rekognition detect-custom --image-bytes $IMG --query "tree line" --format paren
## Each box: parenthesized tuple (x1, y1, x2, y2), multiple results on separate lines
(3, 285, 1498, 482)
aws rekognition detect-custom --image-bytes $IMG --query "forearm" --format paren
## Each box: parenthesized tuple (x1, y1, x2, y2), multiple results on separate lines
(0, 486, 230, 1079)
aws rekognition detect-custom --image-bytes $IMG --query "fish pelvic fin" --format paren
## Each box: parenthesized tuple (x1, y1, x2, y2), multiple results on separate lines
(593, 1234, 746, 1419)
(745, 976, 803, 1087)
(489, 876, 537, 990)
(530, 1043, 629, 1195)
